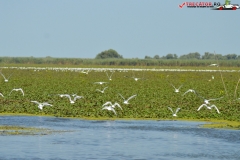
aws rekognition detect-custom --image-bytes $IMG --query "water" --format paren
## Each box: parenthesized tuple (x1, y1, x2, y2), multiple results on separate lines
(0, 116, 239, 160)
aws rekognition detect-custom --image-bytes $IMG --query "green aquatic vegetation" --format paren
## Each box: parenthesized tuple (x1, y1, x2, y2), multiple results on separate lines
(0, 125, 69, 135)
(0, 67, 240, 128)
(201, 120, 240, 130)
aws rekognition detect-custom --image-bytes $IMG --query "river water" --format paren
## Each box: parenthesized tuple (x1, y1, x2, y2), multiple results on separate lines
(0, 116, 239, 160)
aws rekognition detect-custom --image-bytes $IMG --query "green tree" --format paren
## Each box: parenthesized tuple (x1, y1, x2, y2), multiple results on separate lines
(166, 54, 173, 59)
(224, 54, 237, 60)
(202, 52, 215, 59)
(153, 55, 160, 59)
(202, 52, 223, 60)
(95, 49, 123, 59)
(179, 52, 201, 59)
(145, 56, 152, 59)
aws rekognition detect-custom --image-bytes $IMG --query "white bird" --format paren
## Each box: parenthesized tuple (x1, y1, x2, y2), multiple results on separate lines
(59, 94, 83, 104)
(71, 93, 78, 97)
(208, 75, 215, 81)
(209, 64, 218, 67)
(0, 93, 4, 97)
(197, 95, 223, 105)
(102, 106, 117, 115)
(81, 69, 91, 74)
(131, 70, 146, 81)
(0, 72, 13, 82)
(168, 107, 181, 117)
(96, 87, 108, 93)
(133, 77, 141, 81)
(31, 101, 53, 110)
(9, 88, 24, 96)
(170, 83, 183, 93)
(118, 94, 137, 104)
(124, 76, 144, 81)
(106, 71, 114, 81)
(102, 101, 122, 110)
(94, 82, 108, 85)
(182, 89, 196, 96)
(197, 104, 220, 114)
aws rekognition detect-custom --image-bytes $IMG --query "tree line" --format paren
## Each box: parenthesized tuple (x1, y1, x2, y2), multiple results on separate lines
(95, 49, 239, 60)
(145, 52, 239, 60)
(0, 49, 239, 67)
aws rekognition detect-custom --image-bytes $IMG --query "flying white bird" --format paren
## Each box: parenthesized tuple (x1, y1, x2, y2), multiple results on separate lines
(131, 69, 146, 81)
(168, 107, 181, 117)
(124, 76, 145, 81)
(0, 93, 4, 97)
(96, 87, 108, 93)
(182, 89, 196, 96)
(0, 72, 13, 82)
(102, 106, 117, 115)
(9, 88, 24, 96)
(102, 101, 122, 110)
(132, 77, 142, 81)
(118, 93, 137, 104)
(106, 71, 114, 81)
(208, 75, 215, 81)
(170, 83, 183, 93)
(197, 104, 220, 114)
(31, 101, 53, 110)
(59, 94, 83, 104)
(81, 69, 91, 74)
(94, 82, 108, 85)
(209, 64, 218, 67)
(197, 95, 223, 105)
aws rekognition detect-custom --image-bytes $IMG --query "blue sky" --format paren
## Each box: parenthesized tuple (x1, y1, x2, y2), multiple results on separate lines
(0, 0, 239, 59)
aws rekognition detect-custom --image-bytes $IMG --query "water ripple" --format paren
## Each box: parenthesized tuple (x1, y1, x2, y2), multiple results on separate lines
(0, 116, 239, 160)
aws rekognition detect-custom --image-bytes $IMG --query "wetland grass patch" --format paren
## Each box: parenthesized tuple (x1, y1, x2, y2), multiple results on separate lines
(0, 125, 67, 135)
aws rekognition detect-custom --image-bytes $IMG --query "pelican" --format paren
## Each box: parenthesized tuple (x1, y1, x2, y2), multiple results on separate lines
(96, 87, 108, 93)
(59, 94, 83, 104)
(102, 101, 122, 110)
(168, 107, 181, 117)
(9, 88, 24, 96)
(118, 94, 137, 104)
(0, 72, 13, 82)
(31, 101, 53, 110)
(197, 104, 220, 114)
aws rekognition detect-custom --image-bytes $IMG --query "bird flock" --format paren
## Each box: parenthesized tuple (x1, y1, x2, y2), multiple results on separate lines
(0, 66, 234, 118)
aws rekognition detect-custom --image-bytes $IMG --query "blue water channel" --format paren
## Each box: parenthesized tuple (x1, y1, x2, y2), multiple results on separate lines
(0, 116, 239, 160)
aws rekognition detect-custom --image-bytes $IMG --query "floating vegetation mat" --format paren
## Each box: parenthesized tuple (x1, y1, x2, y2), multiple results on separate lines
(200, 120, 240, 130)
(0, 125, 71, 136)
